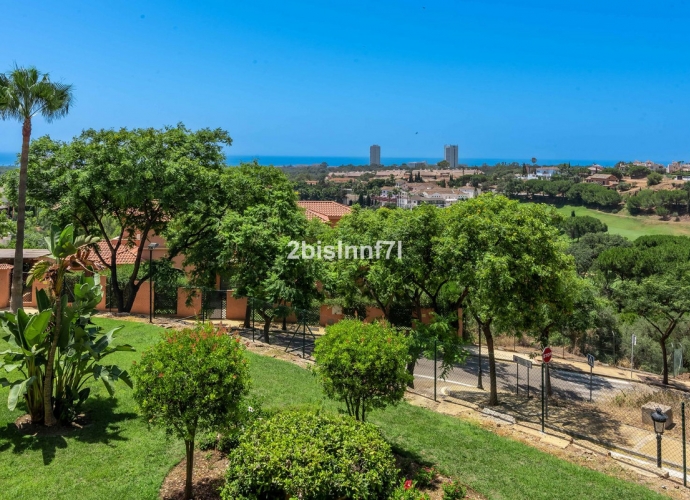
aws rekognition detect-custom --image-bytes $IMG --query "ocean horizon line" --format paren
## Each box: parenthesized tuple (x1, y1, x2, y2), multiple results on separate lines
(0, 152, 670, 168)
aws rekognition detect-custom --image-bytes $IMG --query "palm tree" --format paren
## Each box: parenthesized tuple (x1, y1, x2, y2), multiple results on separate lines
(0, 66, 74, 312)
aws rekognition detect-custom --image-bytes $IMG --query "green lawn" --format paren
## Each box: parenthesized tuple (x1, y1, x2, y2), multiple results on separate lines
(0, 319, 666, 500)
(551, 204, 690, 240)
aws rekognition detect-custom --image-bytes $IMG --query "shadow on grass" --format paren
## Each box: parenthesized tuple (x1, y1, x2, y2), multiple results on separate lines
(0, 396, 137, 465)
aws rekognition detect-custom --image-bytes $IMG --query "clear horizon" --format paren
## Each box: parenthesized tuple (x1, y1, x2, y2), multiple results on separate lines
(2, 1, 689, 160)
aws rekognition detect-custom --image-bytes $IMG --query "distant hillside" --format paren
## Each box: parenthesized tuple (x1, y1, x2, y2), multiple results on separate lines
(0, 166, 16, 174)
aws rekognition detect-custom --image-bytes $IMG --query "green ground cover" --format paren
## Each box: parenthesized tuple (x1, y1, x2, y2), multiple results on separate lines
(0, 319, 666, 500)
(550, 204, 690, 240)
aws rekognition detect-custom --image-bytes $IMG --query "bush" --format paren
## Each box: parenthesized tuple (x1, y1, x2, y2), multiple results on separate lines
(197, 397, 268, 453)
(389, 480, 431, 499)
(314, 320, 412, 421)
(442, 480, 467, 499)
(414, 466, 435, 488)
(221, 410, 399, 500)
(132, 324, 250, 499)
(647, 172, 664, 186)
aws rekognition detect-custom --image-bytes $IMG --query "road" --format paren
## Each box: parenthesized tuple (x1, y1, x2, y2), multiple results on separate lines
(414, 354, 637, 403)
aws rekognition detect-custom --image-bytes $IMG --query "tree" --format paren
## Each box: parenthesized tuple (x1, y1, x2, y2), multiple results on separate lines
(597, 236, 690, 383)
(566, 232, 631, 276)
(20, 125, 231, 312)
(629, 165, 651, 179)
(443, 195, 572, 405)
(561, 215, 607, 240)
(314, 320, 411, 421)
(647, 172, 664, 186)
(132, 324, 250, 500)
(0, 66, 74, 312)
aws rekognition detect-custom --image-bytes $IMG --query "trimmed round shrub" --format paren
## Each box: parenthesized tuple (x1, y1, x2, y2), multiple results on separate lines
(221, 410, 399, 500)
(314, 320, 412, 421)
(132, 324, 250, 499)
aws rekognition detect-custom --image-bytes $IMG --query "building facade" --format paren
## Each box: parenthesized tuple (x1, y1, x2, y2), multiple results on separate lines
(370, 144, 381, 166)
(444, 144, 459, 169)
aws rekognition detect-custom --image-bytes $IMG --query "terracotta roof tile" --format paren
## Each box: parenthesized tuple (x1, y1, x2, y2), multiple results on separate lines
(296, 201, 352, 217)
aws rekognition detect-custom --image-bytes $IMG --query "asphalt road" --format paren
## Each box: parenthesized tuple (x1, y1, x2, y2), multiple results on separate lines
(414, 354, 637, 402)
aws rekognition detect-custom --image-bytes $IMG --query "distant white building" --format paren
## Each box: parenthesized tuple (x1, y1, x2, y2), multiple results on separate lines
(408, 161, 428, 169)
(535, 167, 560, 179)
(444, 145, 459, 169)
(370, 145, 381, 166)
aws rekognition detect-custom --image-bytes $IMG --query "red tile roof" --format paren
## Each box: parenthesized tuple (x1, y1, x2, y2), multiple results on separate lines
(86, 239, 140, 266)
(297, 201, 352, 218)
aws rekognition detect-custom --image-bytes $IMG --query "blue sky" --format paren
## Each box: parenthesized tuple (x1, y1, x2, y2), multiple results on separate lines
(1, 0, 690, 162)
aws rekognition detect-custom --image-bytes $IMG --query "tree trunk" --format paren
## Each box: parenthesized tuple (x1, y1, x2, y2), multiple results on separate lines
(661, 337, 669, 385)
(184, 439, 194, 500)
(10, 117, 31, 313)
(406, 360, 416, 388)
(43, 288, 63, 427)
(483, 322, 498, 406)
(262, 315, 272, 343)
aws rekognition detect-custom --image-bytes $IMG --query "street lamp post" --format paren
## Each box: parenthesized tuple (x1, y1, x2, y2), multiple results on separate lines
(651, 407, 668, 468)
(148, 242, 159, 323)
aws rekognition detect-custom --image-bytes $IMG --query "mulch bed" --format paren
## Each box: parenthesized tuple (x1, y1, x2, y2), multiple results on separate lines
(159, 449, 482, 500)
(159, 450, 228, 500)
(14, 413, 88, 437)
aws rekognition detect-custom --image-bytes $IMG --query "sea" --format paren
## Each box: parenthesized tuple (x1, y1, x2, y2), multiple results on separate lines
(0, 151, 664, 168)
(224, 155, 629, 168)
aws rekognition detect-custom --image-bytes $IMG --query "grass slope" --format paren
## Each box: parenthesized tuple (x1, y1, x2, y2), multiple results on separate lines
(552, 204, 690, 240)
(0, 319, 666, 500)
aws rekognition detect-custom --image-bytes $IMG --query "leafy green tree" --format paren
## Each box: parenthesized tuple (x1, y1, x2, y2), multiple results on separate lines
(597, 236, 690, 383)
(443, 195, 572, 405)
(561, 215, 607, 240)
(566, 232, 631, 276)
(132, 324, 250, 500)
(614, 269, 690, 384)
(19, 125, 231, 312)
(314, 320, 411, 421)
(0, 66, 74, 312)
(628, 165, 651, 179)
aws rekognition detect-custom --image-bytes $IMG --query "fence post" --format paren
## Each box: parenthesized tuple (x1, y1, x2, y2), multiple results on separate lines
(683, 401, 687, 488)
(516, 361, 519, 396)
(541, 363, 545, 433)
(251, 297, 255, 341)
(302, 317, 306, 358)
(433, 338, 437, 402)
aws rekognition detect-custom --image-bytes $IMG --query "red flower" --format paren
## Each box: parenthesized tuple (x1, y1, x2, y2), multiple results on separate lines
(404, 479, 413, 490)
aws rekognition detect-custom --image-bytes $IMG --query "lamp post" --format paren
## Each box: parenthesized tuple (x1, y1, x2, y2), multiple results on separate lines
(651, 407, 668, 468)
(148, 242, 159, 323)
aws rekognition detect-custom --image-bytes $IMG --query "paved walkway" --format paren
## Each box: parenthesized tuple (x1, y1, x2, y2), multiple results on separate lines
(467, 344, 690, 392)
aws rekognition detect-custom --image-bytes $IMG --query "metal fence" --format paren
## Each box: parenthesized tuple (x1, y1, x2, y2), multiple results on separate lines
(412, 343, 690, 482)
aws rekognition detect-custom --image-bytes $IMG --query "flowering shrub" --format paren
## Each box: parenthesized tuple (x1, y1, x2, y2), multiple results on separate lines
(221, 410, 398, 500)
(132, 323, 250, 499)
(313, 320, 412, 421)
(414, 466, 435, 488)
(389, 479, 431, 500)
(442, 480, 466, 499)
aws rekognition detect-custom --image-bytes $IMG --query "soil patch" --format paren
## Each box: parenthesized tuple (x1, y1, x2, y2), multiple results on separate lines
(159, 450, 228, 500)
(14, 413, 89, 437)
